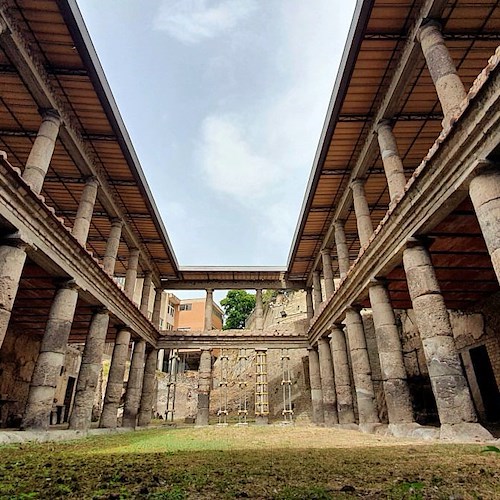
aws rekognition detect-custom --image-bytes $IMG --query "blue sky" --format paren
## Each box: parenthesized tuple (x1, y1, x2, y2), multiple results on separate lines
(77, 0, 356, 273)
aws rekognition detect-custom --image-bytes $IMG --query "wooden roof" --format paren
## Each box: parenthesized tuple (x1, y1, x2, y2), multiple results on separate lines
(287, 0, 500, 298)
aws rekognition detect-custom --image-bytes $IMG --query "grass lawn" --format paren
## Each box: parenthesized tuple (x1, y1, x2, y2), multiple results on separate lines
(0, 425, 498, 499)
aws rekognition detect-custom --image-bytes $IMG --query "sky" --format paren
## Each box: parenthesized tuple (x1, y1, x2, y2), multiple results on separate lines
(76, 1, 357, 300)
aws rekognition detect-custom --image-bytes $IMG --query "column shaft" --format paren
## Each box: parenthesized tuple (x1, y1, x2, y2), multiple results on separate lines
(124, 249, 140, 299)
(376, 121, 407, 201)
(196, 349, 212, 425)
(72, 177, 99, 246)
(103, 219, 123, 275)
(204, 289, 213, 331)
(312, 271, 323, 309)
(469, 169, 500, 284)
(369, 283, 414, 423)
(255, 289, 264, 330)
(69, 309, 110, 430)
(308, 348, 324, 423)
(123, 340, 146, 427)
(351, 180, 374, 247)
(0, 237, 28, 349)
(334, 221, 350, 278)
(344, 308, 380, 424)
(140, 271, 153, 316)
(402, 243, 477, 424)
(151, 289, 163, 328)
(321, 250, 335, 299)
(22, 281, 79, 430)
(306, 289, 314, 320)
(318, 337, 338, 425)
(418, 21, 466, 125)
(99, 328, 131, 428)
(138, 347, 158, 427)
(22, 110, 62, 194)
(329, 325, 356, 424)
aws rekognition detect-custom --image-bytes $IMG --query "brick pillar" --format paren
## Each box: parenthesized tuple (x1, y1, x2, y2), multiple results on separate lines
(255, 289, 264, 330)
(22, 109, 62, 194)
(329, 325, 355, 424)
(69, 307, 110, 430)
(122, 340, 146, 427)
(72, 176, 99, 246)
(124, 249, 140, 299)
(0, 234, 28, 349)
(318, 337, 338, 425)
(418, 21, 466, 125)
(334, 221, 350, 278)
(321, 249, 335, 299)
(308, 347, 324, 423)
(469, 167, 500, 284)
(204, 289, 213, 331)
(344, 307, 380, 425)
(138, 346, 158, 427)
(22, 280, 79, 430)
(196, 349, 212, 425)
(100, 328, 131, 428)
(103, 219, 123, 275)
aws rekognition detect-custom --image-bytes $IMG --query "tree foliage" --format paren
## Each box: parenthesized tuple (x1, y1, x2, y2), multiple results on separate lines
(220, 290, 256, 330)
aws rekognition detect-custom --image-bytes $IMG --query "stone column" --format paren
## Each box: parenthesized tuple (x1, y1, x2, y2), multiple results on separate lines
(123, 340, 146, 427)
(321, 249, 335, 299)
(306, 289, 314, 320)
(334, 221, 350, 278)
(204, 289, 213, 331)
(469, 167, 500, 284)
(255, 289, 264, 330)
(22, 109, 62, 194)
(368, 281, 414, 424)
(376, 121, 407, 201)
(351, 180, 373, 247)
(308, 347, 324, 424)
(152, 289, 163, 328)
(72, 176, 99, 246)
(140, 271, 153, 316)
(22, 280, 79, 430)
(318, 337, 338, 425)
(329, 325, 356, 424)
(99, 328, 131, 428)
(138, 346, 158, 427)
(0, 234, 28, 349)
(402, 240, 480, 430)
(418, 21, 466, 125)
(69, 307, 110, 430)
(344, 307, 380, 425)
(103, 219, 123, 275)
(196, 349, 212, 425)
(123, 248, 139, 299)
(312, 271, 323, 309)
(255, 348, 269, 425)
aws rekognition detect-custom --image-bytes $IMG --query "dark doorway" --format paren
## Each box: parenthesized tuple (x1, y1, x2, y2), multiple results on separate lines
(63, 376, 76, 423)
(470, 345, 500, 422)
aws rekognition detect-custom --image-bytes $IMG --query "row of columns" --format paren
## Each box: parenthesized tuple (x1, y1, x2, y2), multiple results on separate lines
(307, 20, 500, 434)
(0, 104, 165, 431)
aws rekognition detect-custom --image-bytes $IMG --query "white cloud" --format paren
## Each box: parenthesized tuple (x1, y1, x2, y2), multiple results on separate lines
(154, 0, 256, 44)
(199, 115, 279, 201)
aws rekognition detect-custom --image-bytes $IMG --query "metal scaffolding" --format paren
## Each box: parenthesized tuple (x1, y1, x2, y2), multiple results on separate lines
(165, 349, 180, 422)
(281, 349, 294, 424)
(217, 349, 229, 425)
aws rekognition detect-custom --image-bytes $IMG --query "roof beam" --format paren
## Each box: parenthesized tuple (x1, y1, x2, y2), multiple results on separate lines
(305, 0, 449, 285)
(162, 279, 306, 290)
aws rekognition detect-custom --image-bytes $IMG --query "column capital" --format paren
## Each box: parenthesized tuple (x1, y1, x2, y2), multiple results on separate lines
(1, 230, 30, 250)
(84, 175, 100, 188)
(320, 248, 332, 256)
(368, 277, 388, 287)
(39, 108, 62, 126)
(92, 306, 109, 315)
(345, 304, 362, 313)
(128, 247, 140, 256)
(375, 119, 393, 133)
(206, 288, 214, 294)
(110, 217, 124, 228)
(404, 235, 432, 250)
(417, 19, 442, 43)
(350, 178, 365, 190)
(307, 345, 318, 352)
(56, 278, 79, 291)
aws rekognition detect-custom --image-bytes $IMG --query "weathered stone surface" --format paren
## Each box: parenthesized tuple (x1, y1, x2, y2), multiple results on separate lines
(196, 349, 212, 426)
(321, 250, 335, 299)
(351, 180, 374, 247)
(318, 338, 338, 425)
(440, 423, 493, 442)
(308, 348, 324, 424)
(138, 347, 158, 427)
(103, 220, 123, 274)
(122, 340, 146, 428)
(72, 177, 98, 246)
(412, 294, 453, 339)
(124, 249, 140, 299)
(100, 329, 131, 429)
(334, 221, 350, 278)
(312, 271, 323, 309)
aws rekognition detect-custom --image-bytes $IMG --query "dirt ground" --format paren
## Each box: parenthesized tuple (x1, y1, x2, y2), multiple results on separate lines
(0, 424, 498, 499)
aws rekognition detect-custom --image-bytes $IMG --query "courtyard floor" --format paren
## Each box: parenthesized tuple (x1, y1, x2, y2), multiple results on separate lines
(0, 424, 498, 499)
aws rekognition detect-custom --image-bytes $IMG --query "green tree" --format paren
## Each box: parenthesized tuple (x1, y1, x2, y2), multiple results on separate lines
(220, 290, 256, 330)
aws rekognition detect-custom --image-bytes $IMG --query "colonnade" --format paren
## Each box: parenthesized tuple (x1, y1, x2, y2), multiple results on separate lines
(306, 21, 499, 437)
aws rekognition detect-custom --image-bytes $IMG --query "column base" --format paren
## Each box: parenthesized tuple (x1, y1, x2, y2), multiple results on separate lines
(255, 415, 269, 425)
(335, 423, 359, 431)
(388, 423, 439, 440)
(440, 423, 493, 442)
(358, 423, 388, 434)
(195, 409, 209, 426)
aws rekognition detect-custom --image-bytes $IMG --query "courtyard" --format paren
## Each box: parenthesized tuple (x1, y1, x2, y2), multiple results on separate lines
(0, 425, 498, 499)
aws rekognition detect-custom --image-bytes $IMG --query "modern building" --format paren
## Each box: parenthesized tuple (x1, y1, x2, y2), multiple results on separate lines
(0, 0, 498, 439)
(175, 298, 224, 331)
